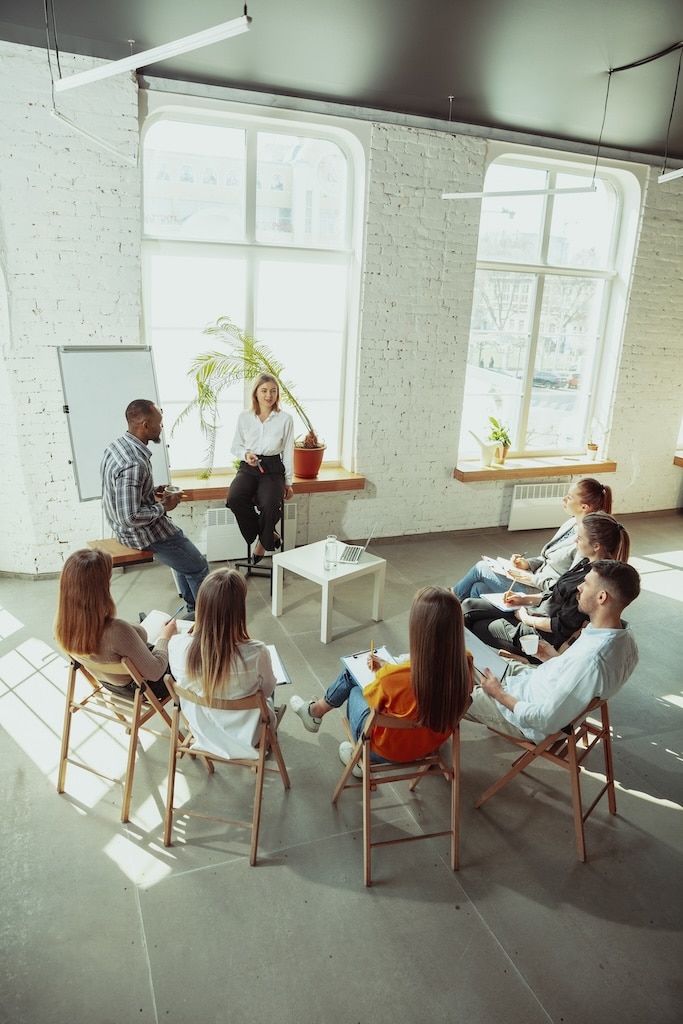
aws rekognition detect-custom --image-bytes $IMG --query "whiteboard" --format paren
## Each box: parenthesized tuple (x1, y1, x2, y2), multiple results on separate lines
(58, 346, 171, 502)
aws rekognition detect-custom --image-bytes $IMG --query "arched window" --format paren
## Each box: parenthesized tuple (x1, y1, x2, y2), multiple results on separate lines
(458, 152, 641, 459)
(142, 104, 365, 472)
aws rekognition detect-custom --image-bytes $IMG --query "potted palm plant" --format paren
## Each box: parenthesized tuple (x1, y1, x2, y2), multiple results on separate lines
(173, 317, 325, 479)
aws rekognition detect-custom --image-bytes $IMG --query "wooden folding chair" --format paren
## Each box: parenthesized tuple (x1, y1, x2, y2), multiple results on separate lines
(474, 697, 616, 862)
(331, 708, 461, 886)
(163, 686, 290, 865)
(57, 655, 175, 823)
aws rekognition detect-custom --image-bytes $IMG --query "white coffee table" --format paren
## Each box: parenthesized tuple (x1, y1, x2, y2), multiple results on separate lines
(271, 540, 386, 643)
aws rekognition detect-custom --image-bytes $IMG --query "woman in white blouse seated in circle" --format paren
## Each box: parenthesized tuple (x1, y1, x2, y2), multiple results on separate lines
(227, 373, 294, 564)
(168, 567, 280, 759)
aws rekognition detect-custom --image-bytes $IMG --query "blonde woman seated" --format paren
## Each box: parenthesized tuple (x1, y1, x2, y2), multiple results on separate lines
(54, 547, 176, 699)
(168, 568, 279, 759)
(290, 587, 473, 774)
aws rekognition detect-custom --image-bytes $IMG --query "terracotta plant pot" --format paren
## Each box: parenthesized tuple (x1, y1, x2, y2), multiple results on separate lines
(492, 445, 510, 466)
(293, 445, 326, 479)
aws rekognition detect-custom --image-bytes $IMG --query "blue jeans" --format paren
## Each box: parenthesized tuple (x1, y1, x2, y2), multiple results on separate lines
(324, 668, 391, 763)
(149, 530, 209, 613)
(454, 559, 535, 600)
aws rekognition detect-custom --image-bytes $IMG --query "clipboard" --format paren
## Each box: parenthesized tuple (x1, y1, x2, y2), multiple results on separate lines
(341, 645, 396, 687)
(266, 644, 291, 685)
(465, 627, 511, 681)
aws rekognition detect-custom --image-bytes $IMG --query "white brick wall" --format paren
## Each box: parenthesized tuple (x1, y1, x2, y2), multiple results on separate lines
(1, 41, 681, 575)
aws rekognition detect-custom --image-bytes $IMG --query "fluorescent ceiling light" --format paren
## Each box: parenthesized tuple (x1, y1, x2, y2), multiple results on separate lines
(53, 13, 251, 93)
(657, 167, 683, 183)
(442, 186, 597, 200)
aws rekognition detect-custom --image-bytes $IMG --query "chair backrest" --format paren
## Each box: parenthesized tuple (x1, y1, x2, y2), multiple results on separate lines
(172, 684, 267, 714)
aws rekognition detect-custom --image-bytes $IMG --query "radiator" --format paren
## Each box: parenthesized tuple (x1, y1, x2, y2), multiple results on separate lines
(205, 503, 297, 562)
(507, 482, 567, 531)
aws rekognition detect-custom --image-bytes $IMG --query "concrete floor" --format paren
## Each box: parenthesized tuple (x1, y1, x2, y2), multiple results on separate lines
(1, 513, 682, 1024)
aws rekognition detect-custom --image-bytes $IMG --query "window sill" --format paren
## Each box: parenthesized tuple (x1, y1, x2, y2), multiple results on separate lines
(674, 452, 683, 468)
(171, 466, 365, 502)
(453, 456, 617, 483)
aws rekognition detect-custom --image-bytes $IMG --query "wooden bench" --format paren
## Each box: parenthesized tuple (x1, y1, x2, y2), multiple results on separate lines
(87, 538, 154, 569)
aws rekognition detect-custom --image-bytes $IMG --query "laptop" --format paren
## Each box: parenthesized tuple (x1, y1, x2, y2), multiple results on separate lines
(338, 523, 378, 563)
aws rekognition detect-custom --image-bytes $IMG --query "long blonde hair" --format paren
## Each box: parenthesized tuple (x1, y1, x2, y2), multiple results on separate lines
(54, 548, 116, 655)
(409, 586, 471, 733)
(185, 568, 250, 702)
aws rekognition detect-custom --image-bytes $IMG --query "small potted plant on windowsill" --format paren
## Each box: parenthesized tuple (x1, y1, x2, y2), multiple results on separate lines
(487, 416, 512, 465)
(173, 316, 325, 480)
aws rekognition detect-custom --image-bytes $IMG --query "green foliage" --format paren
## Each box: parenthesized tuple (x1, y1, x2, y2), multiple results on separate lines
(487, 416, 512, 448)
(172, 317, 322, 477)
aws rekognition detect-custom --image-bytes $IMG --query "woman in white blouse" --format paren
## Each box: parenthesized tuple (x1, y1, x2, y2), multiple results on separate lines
(227, 373, 294, 563)
(168, 568, 278, 759)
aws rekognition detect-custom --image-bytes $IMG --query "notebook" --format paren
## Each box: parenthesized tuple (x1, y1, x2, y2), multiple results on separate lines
(338, 523, 378, 563)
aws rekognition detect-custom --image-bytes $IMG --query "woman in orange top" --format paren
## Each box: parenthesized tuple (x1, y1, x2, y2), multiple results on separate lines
(290, 587, 473, 772)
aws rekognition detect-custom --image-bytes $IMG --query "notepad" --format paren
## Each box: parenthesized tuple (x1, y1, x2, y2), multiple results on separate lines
(481, 555, 516, 581)
(266, 644, 290, 685)
(480, 591, 518, 612)
(139, 609, 193, 645)
(341, 645, 396, 687)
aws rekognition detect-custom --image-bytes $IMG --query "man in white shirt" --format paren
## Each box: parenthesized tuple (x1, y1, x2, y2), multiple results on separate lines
(465, 560, 640, 743)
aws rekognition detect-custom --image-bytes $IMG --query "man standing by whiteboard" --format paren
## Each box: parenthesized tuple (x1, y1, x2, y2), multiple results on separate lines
(101, 399, 209, 615)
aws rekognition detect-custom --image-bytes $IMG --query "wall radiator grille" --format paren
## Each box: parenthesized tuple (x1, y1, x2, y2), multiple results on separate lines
(507, 482, 566, 531)
(205, 503, 297, 562)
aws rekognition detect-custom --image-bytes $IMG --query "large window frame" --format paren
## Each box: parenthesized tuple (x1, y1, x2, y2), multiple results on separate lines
(141, 94, 367, 474)
(458, 146, 642, 461)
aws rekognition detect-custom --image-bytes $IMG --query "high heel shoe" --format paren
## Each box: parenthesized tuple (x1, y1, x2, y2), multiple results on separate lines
(252, 553, 264, 565)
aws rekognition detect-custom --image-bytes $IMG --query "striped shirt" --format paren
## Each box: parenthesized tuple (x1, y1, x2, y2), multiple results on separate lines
(100, 432, 177, 549)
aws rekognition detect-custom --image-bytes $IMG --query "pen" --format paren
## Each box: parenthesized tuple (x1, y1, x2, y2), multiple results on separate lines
(166, 604, 186, 623)
(504, 581, 518, 602)
(257, 458, 265, 474)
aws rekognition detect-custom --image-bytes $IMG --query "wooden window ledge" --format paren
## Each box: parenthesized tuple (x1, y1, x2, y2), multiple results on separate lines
(171, 466, 365, 502)
(454, 456, 617, 483)
(674, 451, 683, 468)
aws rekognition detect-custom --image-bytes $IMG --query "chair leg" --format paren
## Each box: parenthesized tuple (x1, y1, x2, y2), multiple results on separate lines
(451, 728, 460, 871)
(163, 706, 180, 846)
(362, 741, 373, 886)
(57, 664, 77, 795)
(600, 703, 617, 815)
(567, 735, 587, 862)
(249, 720, 269, 866)
(120, 687, 144, 823)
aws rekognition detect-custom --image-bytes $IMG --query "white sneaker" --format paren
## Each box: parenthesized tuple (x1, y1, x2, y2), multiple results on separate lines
(290, 695, 322, 733)
(339, 740, 363, 779)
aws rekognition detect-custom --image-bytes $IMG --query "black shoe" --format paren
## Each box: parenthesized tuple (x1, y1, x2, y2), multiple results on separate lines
(252, 554, 264, 565)
(139, 612, 147, 623)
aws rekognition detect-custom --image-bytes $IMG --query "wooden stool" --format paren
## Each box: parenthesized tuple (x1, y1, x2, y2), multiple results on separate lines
(87, 538, 154, 569)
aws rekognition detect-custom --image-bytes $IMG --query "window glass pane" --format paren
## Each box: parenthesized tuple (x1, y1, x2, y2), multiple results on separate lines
(477, 165, 547, 262)
(146, 252, 247, 471)
(143, 121, 246, 241)
(548, 176, 617, 268)
(256, 133, 348, 248)
(525, 275, 604, 451)
(255, 260, 346, 458)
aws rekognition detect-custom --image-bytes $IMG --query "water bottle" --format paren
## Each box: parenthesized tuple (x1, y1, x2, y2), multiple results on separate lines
(324, 534, 338, 571)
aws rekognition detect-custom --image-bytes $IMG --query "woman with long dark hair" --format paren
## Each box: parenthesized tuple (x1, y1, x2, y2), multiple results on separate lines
(290, 586, 473, 772)
(167, 568, 279, 758)
(54, 547, 175, 698)
(462, 512, 630, 659)
(227, 373, 294, 563)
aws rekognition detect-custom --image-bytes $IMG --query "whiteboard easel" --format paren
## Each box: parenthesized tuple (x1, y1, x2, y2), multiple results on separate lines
(58, 346, 171, 502)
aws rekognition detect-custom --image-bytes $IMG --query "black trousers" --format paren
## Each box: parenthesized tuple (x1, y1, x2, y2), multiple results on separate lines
(462, 598, 544, 662)
(227, 459, 285, 548)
